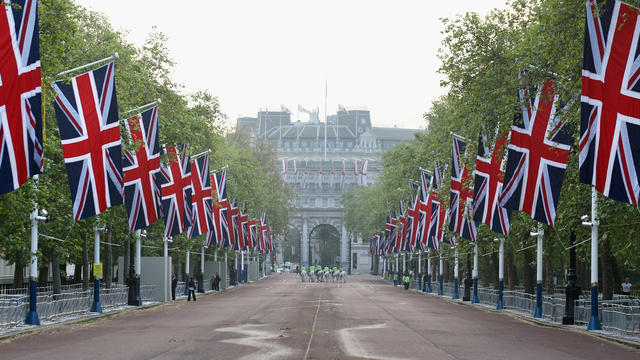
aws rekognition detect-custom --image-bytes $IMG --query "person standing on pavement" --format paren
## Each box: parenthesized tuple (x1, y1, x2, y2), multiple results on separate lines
(393, 271, 398, 286)
(171, 274, 178, 300)
(214, 273, 221, 291)
(188, 277, 197, 301)
(622, 278, 633, 296)
(403, 272, 410, 290)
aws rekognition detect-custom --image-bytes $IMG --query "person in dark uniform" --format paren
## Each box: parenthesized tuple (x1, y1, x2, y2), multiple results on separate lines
(171, 274, 178, 300)
(188, 277, 196, 301)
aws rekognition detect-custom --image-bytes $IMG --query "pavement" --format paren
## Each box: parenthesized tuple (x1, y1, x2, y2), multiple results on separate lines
(0, 274, 638, 360)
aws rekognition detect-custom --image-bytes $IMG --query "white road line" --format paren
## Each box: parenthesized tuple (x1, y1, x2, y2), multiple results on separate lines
(217, 324, 294, 360)
(304, 290, 322, 360)
(338, 323, 411, 360)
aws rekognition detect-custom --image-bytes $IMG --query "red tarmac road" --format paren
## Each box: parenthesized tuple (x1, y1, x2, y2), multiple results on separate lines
(1, 274, 638, 359)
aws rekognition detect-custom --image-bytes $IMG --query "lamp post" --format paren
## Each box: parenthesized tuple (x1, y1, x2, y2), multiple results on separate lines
(583, 188, 601, 330)
(496, 238, 504, 310)
(91, 225, 105, 313)
(198, 246, 205, 293)
(163, 237, 172, 302)
(427, 249, 432, 293)
(453, 246, 459, 300)
(26, 175, 47, 325)
(438, 250, 443, 296)
(472, 242, 479, 304)
(184, 250, 190, 296)
(417, 252, 422, 291)
(530, 226, 543, 318)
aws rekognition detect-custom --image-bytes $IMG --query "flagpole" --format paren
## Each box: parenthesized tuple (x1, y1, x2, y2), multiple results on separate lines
(192, 149, 211, 160)
(121, 98, 162, 117)
(54, 53, 119, 78)
(324, 81, 328, 161)
(587, 187, 602, 330)
(497, 237, 504, 310)
(438, 250, 444, 296)
(453, 245, 459, 299)
(427, 249, 432, 292)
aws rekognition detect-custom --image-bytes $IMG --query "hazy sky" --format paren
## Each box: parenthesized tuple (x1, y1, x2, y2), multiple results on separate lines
(75, 0, 510, 130)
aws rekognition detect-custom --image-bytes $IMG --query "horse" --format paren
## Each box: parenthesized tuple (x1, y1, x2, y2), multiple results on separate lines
(300, 270, 307, 283)
(316, 269, 324, 282)
(324, 271, 332, 283)
(339, 270, 347, 283)
(309, 270, 316, 282)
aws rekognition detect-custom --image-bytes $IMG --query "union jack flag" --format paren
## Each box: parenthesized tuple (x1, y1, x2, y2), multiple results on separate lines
(418, 170, 440, 250)
(260, 212, 271, 253)
(248, 218, 257, 250)
(360, 159, 368, 186)
(281, 105, 292, 114)
(123, 106, 162, 231)
(159, 145, 192, 237)
(580, 0, 640, 205)
(238, 204, 249, 250)
(188, 154, 213, 239)
(209, 170, 230, 247)
(229, 199, 240, 250)
(52, 62, 123, 220)
(431, 161, 448, 245)
(472, 131, 512, 235)
(448, 136, 477, 242)
(0, 0, 42, 195)
(338, 104, 347, 113)
(500, 78, 571, 226)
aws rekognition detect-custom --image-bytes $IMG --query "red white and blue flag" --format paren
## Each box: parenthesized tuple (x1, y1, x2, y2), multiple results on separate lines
(52, 62, 123, 220)
(472, 131, 512, 235)
(448, 136, 477, 242)
(188, 154, 213, 239)
(229, 199, 240, 250)
(500, 78, 571, 226)
(580, 0, 640, 205)
(0, 0, 42, 195)
(208, 170, 230, 247)
(159, 145, 192, 237)
(123, 106, 162, 231)
(248, 218, 257, 250)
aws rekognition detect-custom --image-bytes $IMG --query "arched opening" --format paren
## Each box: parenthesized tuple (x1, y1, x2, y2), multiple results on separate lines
(282, 225, 301, 264)
(308, 224, 340, 267)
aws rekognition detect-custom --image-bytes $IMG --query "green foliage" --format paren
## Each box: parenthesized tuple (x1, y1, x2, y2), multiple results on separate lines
(0, 0, 290, 275)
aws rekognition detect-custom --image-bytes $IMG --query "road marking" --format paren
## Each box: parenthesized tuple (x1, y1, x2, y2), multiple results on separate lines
(217, 324, 294, 360)
(337, 323, 409, 360)
(304, 291, 322, 360)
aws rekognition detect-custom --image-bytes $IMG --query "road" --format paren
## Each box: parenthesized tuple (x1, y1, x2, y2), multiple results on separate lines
(0, 274, 638, 359)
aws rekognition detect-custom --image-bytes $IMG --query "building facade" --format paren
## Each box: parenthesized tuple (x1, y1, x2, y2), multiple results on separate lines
(237, 108, 421, 274)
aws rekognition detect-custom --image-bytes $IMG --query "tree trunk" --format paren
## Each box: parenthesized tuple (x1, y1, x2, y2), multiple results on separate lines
(52, 249, 61, 295)
(443, 259, 450, 283)
(600, 234, 615, 300)
(37, 262, 48, 287)
(105, 230, 112, 289)
(73, 255, 82, 283)
(82, 234, 89, 291)
(522, 246, 535, 294)
(545, 254, 554, 294)
(13, 256, 24, 289)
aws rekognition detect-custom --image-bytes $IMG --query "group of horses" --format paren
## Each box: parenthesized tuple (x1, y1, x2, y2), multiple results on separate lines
(300, 268, 346, 283)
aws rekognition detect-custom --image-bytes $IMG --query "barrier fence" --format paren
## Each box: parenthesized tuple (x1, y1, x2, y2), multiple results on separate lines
(443, 282, 640, 338)
(0, 284, 156, 328)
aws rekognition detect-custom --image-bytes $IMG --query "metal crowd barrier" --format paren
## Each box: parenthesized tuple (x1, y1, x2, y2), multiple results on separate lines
(441, 283, 640, 338)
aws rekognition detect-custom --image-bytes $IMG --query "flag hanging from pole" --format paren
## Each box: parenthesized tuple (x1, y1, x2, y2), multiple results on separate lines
(448, 136, 477, 242)
(500, 75, 571, 226)
(0, 0, 43, 195)
(472, 131, 512, 235)
(123, 106, 162, 231)
(52, 62, 123, 220)
(159, 145, 192, 237)
(188, 153, 213, 239)
(579, 0, 640, 205)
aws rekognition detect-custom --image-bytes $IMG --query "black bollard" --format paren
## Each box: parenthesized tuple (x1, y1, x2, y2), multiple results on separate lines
(197, 270, 204, 293)
(127, 264, 140, 306)
(463, 255, 472, 301)
(563, 232, 580, 325)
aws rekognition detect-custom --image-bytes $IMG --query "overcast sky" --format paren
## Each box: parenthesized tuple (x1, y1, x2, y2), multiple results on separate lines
(74, 0, 509, 130)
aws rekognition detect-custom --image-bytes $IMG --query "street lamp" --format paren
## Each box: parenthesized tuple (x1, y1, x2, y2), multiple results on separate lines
(530, 226, 543, 318)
